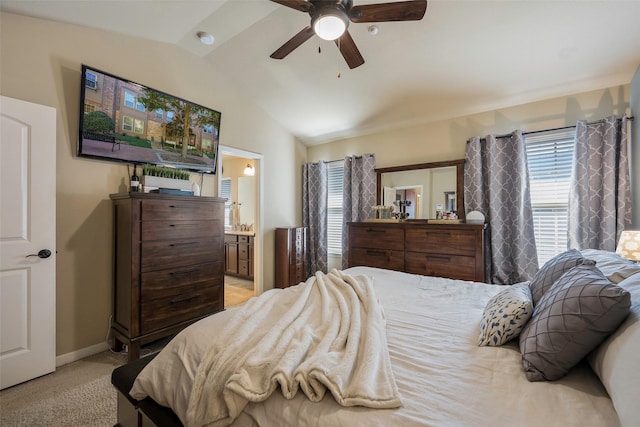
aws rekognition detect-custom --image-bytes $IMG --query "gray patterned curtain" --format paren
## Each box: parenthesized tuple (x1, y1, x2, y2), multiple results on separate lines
(464, 131, 538, 284)
(303, 161, 328, 274)
(341, 154, 376, 269)
(568, 116, 631, 251)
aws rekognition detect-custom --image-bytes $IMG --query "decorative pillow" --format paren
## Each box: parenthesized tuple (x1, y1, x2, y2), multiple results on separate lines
(529, 249, 585, 306)
(519, 263, 631, 382)
(581, 248, 640, 284)
(588, 272, 640, 427)
(478, 283, 533, 346)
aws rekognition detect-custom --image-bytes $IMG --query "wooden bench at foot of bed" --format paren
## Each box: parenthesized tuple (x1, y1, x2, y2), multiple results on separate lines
(111, 354, 183, 427)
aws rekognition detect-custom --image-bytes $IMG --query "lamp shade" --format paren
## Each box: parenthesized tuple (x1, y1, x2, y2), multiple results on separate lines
(615, 230, 640, 261)
(243, 164, 255, 176)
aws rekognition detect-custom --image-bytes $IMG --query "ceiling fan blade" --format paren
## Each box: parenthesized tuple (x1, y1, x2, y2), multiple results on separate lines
(349, 0, 427, 23)
(335, 30, 365, 69)
(270, 26, 315, 60)
(269, 0, 314, 13)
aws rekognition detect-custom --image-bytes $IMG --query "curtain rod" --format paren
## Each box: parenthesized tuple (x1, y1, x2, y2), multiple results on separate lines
(324, 154, 371, 164)
(476, 116, 634, 141)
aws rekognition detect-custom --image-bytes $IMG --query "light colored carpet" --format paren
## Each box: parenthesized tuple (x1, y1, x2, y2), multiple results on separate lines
(0, 350, 127, 427)
(0, 280, 254, 426)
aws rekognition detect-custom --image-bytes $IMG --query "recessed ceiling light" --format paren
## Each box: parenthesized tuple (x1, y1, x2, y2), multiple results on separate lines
(197, 31, 215, 46)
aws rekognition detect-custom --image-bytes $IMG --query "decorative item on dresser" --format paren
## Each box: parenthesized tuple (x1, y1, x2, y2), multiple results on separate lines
(348, 221, 486, 282)
(274, 227, 308, 288)
(225, 232, 254, 279)
(109, 192, 226, 361)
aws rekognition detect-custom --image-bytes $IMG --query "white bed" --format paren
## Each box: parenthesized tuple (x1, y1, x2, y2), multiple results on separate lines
(128, 251, 640, 427)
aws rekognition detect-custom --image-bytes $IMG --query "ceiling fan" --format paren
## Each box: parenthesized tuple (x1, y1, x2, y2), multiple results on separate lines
(270, 0, 428, 69)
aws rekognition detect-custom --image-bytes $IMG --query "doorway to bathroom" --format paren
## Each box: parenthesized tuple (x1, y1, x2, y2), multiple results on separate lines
(219, 147, 262, 308)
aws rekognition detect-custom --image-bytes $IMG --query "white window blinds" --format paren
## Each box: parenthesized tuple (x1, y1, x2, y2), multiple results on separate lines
(525, 129, 575, 266)
(327, 161, 344, 256)
(220, 178, 232, 228)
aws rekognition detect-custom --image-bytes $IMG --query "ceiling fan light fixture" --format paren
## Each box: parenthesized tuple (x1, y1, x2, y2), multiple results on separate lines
(312, 8, 348, 41)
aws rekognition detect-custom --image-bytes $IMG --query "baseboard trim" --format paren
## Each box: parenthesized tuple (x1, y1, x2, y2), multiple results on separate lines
(56, 342, 109, 367)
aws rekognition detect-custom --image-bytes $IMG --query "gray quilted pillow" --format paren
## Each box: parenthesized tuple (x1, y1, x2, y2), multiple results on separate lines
(529, 249, 585, 306)
(519, 263, 631, 381)
(478, 284, 533, 346)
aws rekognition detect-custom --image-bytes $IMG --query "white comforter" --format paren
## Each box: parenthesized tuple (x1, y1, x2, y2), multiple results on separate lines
(185, 269, 400, 426)
(130, 267, 620, 427)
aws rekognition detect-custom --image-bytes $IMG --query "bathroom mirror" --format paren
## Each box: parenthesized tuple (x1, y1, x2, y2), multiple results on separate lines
(376, 159, 465, 220)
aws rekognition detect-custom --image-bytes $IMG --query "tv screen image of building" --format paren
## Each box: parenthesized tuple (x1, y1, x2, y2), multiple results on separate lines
(77, 65, 221, 174)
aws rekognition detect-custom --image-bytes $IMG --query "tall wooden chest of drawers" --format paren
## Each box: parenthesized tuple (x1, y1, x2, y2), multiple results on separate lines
(348, 222, 486, 282)
(110, 193, 225, 360)
(274, 227, 307, 288)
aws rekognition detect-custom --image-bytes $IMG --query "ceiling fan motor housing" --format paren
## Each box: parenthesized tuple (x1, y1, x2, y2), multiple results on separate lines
(270, 0, 427, 69)
(310, 0, 353, 40)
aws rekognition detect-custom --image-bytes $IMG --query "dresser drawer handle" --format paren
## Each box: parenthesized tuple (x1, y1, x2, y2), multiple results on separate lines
(169, 224, 194, 227)
(426, 232, 451, 237)
(170, 268, 199, 275)
(366, 249, 388, 256)
(426, 255, 451, 262)
(169, 205, 193, 209)
(169, 242, 199, 247)
(366, 229, 387, 233)
(170, 294, 200, 304)
(366, 249, 392, 262)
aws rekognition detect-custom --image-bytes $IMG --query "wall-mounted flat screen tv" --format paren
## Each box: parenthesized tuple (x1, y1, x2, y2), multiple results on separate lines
(77, 65, 221, 174)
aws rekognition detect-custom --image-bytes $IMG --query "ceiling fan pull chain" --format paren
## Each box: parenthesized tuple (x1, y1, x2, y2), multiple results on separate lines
(337, 38, 341, 78)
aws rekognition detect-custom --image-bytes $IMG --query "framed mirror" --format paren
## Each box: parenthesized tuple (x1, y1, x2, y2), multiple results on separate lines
(375, 159, 465, 220)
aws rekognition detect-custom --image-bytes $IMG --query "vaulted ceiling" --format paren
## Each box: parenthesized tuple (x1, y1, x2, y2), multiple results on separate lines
(2, 0, 639, 145)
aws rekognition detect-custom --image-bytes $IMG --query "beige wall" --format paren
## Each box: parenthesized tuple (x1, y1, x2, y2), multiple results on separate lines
(0, 12, 305, 358)
(307, 85, 631, 169)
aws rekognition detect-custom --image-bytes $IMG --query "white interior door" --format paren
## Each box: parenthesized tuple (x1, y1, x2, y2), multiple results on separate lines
(1, 96, 57, 389)
(237, 176, 256, 227)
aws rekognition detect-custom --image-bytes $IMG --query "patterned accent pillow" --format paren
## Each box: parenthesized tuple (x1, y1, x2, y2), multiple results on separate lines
(479, 284, 533, 346)
(529, 249, 585, 306)
(519, 263, 631, 381)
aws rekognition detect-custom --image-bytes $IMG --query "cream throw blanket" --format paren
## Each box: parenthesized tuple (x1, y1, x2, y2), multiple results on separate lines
(186, 269, 401, 427)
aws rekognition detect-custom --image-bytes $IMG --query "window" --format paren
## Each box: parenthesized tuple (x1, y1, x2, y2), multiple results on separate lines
(85, 71, 98, 90)
(525, 130, 575, 266)
(124, 90, 145, 112)
(123, 116, 144, 134)
(133, 119, 144, 134)
(220, 178, 232, 228)
(327, 161, 344, 256)
(203, 124, 213, 134)
(166, 111, 174, 121)
(84, 103, 95, 114)
(155, 109, 163, 119)
(124, 91, 135, 109)
(123, 116, 133, 131)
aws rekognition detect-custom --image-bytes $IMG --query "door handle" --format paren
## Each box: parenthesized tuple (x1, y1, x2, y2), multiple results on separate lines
(26, 249, 52, 259)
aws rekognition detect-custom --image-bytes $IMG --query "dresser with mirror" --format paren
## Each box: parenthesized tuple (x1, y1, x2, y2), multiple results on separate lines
(349, 159, 486, 282)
